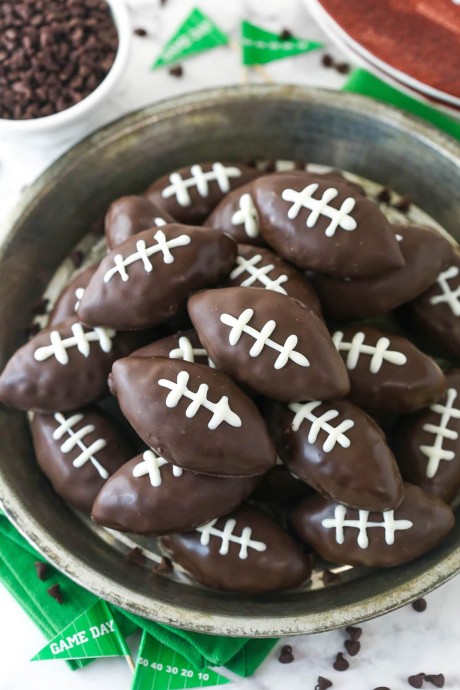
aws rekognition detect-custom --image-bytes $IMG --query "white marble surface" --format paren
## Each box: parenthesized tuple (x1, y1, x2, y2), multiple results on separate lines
(0, 0, 459, 688)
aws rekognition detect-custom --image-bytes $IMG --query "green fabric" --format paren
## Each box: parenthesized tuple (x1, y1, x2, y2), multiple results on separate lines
(0, 514, 276, 675)
(343, 69, 460, 141)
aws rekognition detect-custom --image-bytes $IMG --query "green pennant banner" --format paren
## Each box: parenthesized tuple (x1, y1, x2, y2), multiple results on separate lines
(241, 20, 323, 65)
(153, 8, 228, 70)
(132, 631, 231, 689)
(31, 600, 130, 662)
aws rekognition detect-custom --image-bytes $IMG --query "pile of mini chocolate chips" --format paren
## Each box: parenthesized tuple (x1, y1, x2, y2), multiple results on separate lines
(0, 0, 118, 120)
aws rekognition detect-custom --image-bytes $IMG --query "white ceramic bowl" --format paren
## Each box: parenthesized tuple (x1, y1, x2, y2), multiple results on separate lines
(0, 0, 131, 145)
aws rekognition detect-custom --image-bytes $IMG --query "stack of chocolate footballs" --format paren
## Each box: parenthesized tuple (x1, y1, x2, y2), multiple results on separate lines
(1, 161, 458, 594)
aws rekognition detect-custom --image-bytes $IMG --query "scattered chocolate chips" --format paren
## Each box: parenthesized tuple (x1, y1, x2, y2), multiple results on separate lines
(315, 677, 333, 690)
(344, 639, 361, 656)
(134, 27, 148, 37)
(169, 65, 183, 78)
(425, 675, 445, 688)
(394, 197, 412, 213)
(333, 653, 349, 672)
(34, 560, 49, 581)
(152, 557, 173, 574)
(336, 62, 351, 74)
(322, 54, 334, 67)
(374, 687, 391, 690)
(70, 249, 84, 269)
(408, 674, 425, 688)
(0, 0, 118, 120)
(412, 597, 427, 612)
(126, 546, 146, 567)
(377, 187, 392, 203)
(345, 625, 362, 641)
(278, 645, 294, 664)
(322, 569, 342, 585)
(279, 29, 293, 41)
(47, 583, 63, 604)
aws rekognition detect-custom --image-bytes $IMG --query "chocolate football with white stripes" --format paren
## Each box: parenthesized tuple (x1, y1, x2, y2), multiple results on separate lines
(77, 224, 237, 330)
(146, 161, 260, 225)
(188, 287, 349, 402)
(110, 356, 276, 477)
(205, 182, 268, 247)
(92, 451, 260, 535)
(160, 505, 312, 593)
(130, 328, 214, 367)
(49, 263, 99, 325)
(290, 483, 454, 567)
(32, 406, 134, 513)
(104, 194, 176, 249)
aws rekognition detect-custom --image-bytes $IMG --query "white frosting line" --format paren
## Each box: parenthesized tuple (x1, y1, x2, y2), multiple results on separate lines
(430, 265, 460, 316)
(289, 401, 354, 452)
(322, 504, 413, 549)
(230, 254, 288, 294)
(132, 449, 183, 487)
(34, 323, 115, 365)
(332, 330, 407, 373)
(161, 163, 242, 207)
(420, 387, 460, 478)
(169, 336, 215, 368)
(52, 412, 108, 479)
(231, 193, 259, 238)
(281, 184, 357, 237)
(197, 518, 267, 559)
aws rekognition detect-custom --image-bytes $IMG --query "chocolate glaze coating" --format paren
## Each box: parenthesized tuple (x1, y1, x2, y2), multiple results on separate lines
(226, 244, 322, 315)
(145, 162, 260, 225)
(290, 483, 455, 567)
(251, 464, 314, 506)
(32, 406, 134, 513)
(252, 172, 404, 278)
(188, 287, 349, 402)
(92, 453, 260, 535)
(49, 263, 99, 325)
(104, 195, 175, 249)
(402, 250, 460, 361)
(130, 328, 213, 366)
(110, 356, 277, 477)
(204, 182, 268, 247)
(312, 225, 454, 321)
(393, 370, 460, 503)
(160, 505, 312, 593)
(0, 317, 137, 412)
(331, 325, 446, 414)
(78, 224, 237, 330)
(268, 399, 404, 511)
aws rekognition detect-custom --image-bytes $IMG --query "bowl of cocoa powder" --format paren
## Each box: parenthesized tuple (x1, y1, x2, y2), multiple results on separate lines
(0, 0, 131, 142)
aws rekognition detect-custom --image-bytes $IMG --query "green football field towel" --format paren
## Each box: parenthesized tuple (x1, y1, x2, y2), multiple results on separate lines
(0, 514, 276, 674)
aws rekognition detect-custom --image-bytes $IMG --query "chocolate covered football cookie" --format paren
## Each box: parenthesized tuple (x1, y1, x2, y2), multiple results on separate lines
(130, 328, 213, 366)
(49, 263, 99, 325)
(188, 287, 349, 402)
(226, 244, 322, 314)
(393, 370, 460, 503)
(252, 172, 404, 278)
(146, 162, 260, 225)
(78, 225, 237, 330)
(110, 356, 276, 477)
(160, 505, 312, 593)
(312, 224, 454, 321)
(32, 406, 134, 513)
(0, 317, 135, 412)
(332, 326, 446, 414)
(104, 195, 175, 249)
(290, 483, 454, 567)
(92, 450, 260, 535)
(204, 182, 267, 247)
(269, 398, 403, 510)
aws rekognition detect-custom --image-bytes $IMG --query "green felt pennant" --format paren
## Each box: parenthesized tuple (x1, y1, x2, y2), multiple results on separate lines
(241, 20, 322, 65)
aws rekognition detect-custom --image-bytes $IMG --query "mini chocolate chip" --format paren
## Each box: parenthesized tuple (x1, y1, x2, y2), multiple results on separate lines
(394, 197, 411, 212)
(333, 653, 349, 672)
(425, 675, 444, 688)
(322, 569, 341, 585)
(336, 62, 351, 74)
(408, 674, 425, 688)
(412, 598, 427, 612)
(153, 557, 173, 574)
(279, 29, 293, 41)
(126, 546, 145, 567)
(278, 645, 294, 663)
(377, 187, 391, 203)
(32, 297, 49, 315)
(345, 625, 362, 641)
(34, 560, 49, 581)
(344, 639, 360, 656)
(70, 249, 84, 268)
(322, 54, 334, 67)
(169, 65, 183, 78)
(47, 584, 63, 603)
(134, 27, 147, 37)
(281, 645, 292, 654)
(373, 687, 391, 690)
(315, 677, 333, 690)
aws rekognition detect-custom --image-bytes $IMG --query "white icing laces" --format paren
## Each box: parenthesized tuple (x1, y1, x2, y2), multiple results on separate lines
(288, 401, 354, 452)
(420, 387, 460, 478)
(220, 308, 309, 370)
(74, 287, 85, 312)
(158, 370, 242, 430)
(281, 184, 357, 237)
(197, 518, 267, 559)
(154, 217, 167, 227)
(132, 449, 183, 487)
(430, 265, 460, 316)
(52, 412, 108, 479)
(231, 193, 259, 238)
(34, 323, 115, 366)
(322, 504, 413, 549)
(230, 255, 288, 294)
(169, 336, 215, 368)
(161, 163, 242, 207)
(332, 331, 407, 373)
(104, 229, 191, 283)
